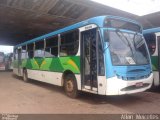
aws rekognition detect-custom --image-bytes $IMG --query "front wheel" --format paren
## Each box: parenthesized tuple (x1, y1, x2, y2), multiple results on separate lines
(23, 69, 29, 82)
(64, 74, 79, 98)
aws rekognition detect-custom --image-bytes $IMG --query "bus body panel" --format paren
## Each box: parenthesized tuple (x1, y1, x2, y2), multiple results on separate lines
(106, 73, 153, 95)
(153, 71, 159, 86)
(14, 56, 80, 73)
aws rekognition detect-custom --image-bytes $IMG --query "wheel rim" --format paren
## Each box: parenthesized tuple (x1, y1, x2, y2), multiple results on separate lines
(66, 80, 74, 92)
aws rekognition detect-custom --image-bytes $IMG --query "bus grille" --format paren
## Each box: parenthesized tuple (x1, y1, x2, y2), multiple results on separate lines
(117, 73, 151, 80)
(121, 83, 150, 91)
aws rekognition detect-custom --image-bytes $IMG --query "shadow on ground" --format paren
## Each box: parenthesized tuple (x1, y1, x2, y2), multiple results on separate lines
(12, 74, 65, 95)
(11, 73, 160, 114)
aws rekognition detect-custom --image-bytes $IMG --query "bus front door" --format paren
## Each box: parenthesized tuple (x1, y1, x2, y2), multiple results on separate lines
(17, 48, 22, 75)
(81, 28, 98, 92)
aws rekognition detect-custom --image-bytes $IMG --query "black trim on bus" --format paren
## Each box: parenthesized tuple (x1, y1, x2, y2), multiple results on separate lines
(121, 83, 150, 91)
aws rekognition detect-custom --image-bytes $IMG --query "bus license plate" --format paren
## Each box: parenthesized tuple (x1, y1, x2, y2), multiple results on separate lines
(136, 82, 143, 87)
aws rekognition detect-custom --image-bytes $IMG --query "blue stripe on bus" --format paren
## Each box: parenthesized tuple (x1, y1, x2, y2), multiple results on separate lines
(15, 15, 141, 48)
(104, 42, 115, 78)
(143, 27, 160, 34)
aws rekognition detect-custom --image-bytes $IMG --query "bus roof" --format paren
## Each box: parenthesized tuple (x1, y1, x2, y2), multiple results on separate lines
(15, 15, 141, 48)
(143, 27, 160, 34)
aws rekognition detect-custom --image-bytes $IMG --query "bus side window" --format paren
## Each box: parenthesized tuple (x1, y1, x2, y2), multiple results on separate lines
(27, 43, 34, 59)
(14, 49, 17, 60)
(144, 33, 156, 55)
(35, 40, 44, 58)
(22, 45, 27, 59)
(60, 29, 79, 56)
(45, 36, 58, 57)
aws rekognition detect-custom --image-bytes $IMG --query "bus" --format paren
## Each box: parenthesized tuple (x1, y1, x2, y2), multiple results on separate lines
(13, 16, 153, 98)
(143, 27, 160, 87)
(0, 52, 6, 70)
(5, 53, 13, 70)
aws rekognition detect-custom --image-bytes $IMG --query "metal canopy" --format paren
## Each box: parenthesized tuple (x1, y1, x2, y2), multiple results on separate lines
(0, 0, 159, 45)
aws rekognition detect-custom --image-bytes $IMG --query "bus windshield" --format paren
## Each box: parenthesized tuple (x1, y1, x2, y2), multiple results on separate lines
(104, 18, 142, 33)
(104, 30, 150, 66)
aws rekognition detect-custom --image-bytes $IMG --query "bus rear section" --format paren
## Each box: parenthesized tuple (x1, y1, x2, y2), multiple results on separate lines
(0, 52, 5, 70)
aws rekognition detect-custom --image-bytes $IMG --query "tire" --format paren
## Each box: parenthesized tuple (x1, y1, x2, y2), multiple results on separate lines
(151, 79, 155, 88)
(150, 79, 157, 91)
(64, 74, 79, 98)
(23, 69, 29, 82)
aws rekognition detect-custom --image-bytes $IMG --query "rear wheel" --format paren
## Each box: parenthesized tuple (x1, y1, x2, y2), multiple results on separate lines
(64, 74, 79, 98)
(23, 69, 29, 82)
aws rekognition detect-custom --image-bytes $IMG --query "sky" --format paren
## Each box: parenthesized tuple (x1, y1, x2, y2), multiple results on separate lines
(91, 0, 160, 16)
(0, 45, 13, 54)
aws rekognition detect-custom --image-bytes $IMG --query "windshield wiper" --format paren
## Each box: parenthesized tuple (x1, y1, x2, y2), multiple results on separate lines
(115, 29, 130, 46)
(115, 29, 135, 61)
(133, 32, 138, 49)
(133, 33, 145, 49)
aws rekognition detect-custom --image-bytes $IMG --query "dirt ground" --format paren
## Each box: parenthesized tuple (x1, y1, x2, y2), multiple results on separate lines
(0, 71, 160, 114)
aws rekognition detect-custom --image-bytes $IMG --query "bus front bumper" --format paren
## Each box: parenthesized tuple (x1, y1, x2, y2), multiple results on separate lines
(105, 73, 153, 95)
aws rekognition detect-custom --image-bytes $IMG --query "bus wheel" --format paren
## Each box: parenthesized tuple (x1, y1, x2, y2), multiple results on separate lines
(150, 79, 156, 90)
(23, 69, 29, 82)
(64, 74, 79, 98)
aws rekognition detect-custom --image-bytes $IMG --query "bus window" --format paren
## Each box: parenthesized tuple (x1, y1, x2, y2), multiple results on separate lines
(98, 32, 105, 76)
(144, 33, 156, 55)
(35, 40, 44, 50)
(27, 43, 34, 58)
(60, 29, 79, 56)
(14, 49, 18, 60)
(45, 36, 58, 57)
(22, 45, 27, 59)
(35, 40, 44, 58)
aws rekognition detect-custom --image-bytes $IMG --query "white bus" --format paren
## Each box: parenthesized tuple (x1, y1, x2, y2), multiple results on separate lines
(13, 16, 153, 98)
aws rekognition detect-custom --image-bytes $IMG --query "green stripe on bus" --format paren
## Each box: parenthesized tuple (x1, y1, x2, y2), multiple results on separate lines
(151, 56, 158, 71)
(14, 56, 80, 74)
